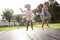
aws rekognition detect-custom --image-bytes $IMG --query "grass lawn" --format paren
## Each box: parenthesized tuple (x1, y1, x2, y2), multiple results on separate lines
(0, 23, 60, 30)
(34, 23, 60, 28)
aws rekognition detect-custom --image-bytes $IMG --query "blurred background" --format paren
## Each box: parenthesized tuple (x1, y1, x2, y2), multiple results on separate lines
(0, 0, 60, 30)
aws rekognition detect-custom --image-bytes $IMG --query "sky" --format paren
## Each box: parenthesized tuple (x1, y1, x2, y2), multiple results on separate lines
(0, 0, 60, 19)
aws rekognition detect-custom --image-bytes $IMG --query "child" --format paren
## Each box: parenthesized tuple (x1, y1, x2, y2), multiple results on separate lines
(41, 2, 51, 29)
(20, 4, 33, 31)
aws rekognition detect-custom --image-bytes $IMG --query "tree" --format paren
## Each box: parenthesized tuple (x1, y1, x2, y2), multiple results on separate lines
(33, 4, 43, 13)
(48, 1, 60, 23)
(15, 14, 26, 26)
(33, 4, 43, 22)
(16, 15, 22, 22)
(3, 9, 14, 25)
(12, 15, 16, 26)
(49, 0, 55, 4)
(36, 4, 43, 13)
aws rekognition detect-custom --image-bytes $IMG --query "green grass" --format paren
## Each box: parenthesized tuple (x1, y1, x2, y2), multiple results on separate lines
(34, 23, 60, 28)
(0, 26, 24, 31)
(0, 23, 60, 30)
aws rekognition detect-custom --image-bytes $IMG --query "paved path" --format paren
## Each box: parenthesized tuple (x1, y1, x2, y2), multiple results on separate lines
(0, 28, 60, 40)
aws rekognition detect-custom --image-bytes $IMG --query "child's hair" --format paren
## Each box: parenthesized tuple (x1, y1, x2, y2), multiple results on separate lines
(25, 4, 31, 8)
(44, 2, 49, 5)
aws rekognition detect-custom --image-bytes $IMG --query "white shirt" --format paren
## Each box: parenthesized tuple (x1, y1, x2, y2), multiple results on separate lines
(26, 10, 33, 18)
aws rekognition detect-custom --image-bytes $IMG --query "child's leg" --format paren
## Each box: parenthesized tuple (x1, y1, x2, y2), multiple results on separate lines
(41, 19, 46, 29)
(46, 18, 51, 27)
(26, 21, 29, 31)
(30, 20, 33, 30)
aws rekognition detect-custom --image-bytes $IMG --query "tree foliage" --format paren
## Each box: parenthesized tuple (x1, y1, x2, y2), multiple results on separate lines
(33, 4, 43, 22)
(3, 9, 14, 25)
(48, 1, 60, 23)
(15, 15, 22, 22)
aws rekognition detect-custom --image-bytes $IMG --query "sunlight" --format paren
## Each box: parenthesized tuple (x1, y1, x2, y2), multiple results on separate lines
(0, 0, 49, 15)
(0, 0, 59, 15)
(8, 28, 34, 40)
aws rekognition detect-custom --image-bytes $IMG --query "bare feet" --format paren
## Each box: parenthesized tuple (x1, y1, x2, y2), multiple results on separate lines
(47, 25, 51, 28)
(26, 29, 28, 31)
(42, 27, 44, 30)
(32, 28, 34, 30)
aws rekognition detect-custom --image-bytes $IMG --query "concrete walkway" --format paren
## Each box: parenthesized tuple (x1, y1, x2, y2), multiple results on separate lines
(0, 28, 60, 40)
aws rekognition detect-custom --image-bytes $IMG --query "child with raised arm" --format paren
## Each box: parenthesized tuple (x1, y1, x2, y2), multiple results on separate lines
(41, 2, 51, 30)
(20, 4, 33, 31)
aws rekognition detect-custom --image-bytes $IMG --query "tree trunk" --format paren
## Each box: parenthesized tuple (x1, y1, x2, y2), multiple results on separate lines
(9, 22, 10, 26)
(14, 22, 15, 26)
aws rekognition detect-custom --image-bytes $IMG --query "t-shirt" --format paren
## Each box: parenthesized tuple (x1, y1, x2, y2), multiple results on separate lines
(26, 10, 33, 18)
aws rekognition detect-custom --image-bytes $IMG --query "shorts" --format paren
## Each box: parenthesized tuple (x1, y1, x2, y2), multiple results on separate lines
(40, 14, 51, 20)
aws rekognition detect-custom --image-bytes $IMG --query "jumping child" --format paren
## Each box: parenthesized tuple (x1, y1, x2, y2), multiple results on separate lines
(41, 2, 51, 30)
(20, 4, 33, 31)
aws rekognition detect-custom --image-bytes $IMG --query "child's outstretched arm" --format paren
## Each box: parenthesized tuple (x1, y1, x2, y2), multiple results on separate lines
(20, 8, 26, 12)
